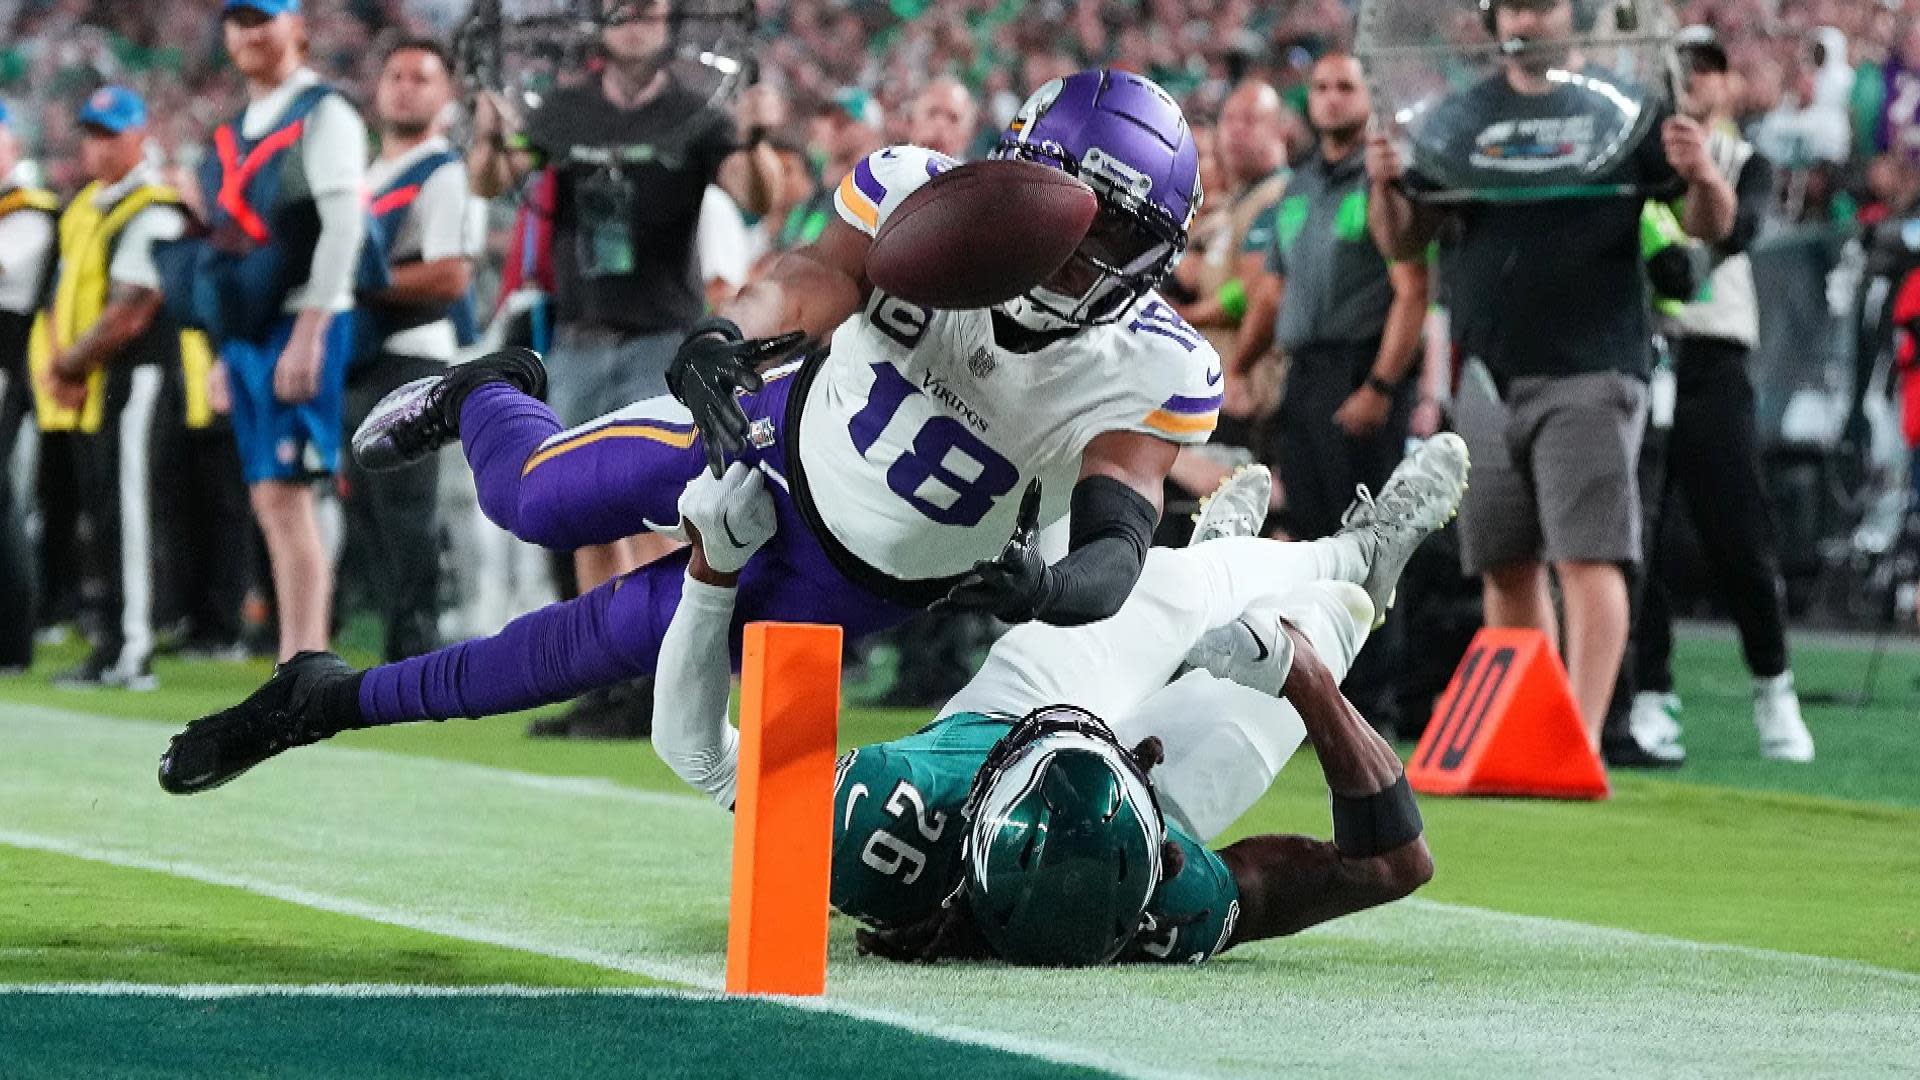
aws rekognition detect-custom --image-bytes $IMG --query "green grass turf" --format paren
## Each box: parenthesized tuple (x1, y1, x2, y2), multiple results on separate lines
(1647, 634, 1920, 808)
(0, 845, 658, 988)
(3, 632, 1918, 972)
(2, 676, 1917, 1080)
(0, 991, 1119, 1080)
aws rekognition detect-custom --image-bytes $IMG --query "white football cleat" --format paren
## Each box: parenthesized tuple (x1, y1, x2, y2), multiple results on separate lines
(1628, 691, 1686, 764)
(1337, 433, 1470, 622)
(1753, 673, 1815, 763)
(1189, 463, 1272, 546)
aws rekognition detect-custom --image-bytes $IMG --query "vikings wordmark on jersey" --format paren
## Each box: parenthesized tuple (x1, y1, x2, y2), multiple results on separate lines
(807, 145, 1223, 583)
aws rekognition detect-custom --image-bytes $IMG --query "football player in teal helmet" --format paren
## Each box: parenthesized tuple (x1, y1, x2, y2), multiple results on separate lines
(654, 436, 1466, 966)
(957, 705, 1170, 967)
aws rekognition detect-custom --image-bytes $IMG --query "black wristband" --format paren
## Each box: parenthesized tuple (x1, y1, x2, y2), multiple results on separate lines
(1330, 773, 1423, 858)
(1364, 373, 1397, 397)
(689, 315, 744, 343)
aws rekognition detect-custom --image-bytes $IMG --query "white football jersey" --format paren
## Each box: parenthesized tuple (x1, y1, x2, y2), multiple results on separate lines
(795, 145, 1222, 585)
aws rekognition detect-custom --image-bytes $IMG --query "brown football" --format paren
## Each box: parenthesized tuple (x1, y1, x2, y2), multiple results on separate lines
(866, 159, 1099, 310)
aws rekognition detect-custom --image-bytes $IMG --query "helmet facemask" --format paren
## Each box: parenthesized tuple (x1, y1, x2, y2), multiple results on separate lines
(991, 139, 1193, 329)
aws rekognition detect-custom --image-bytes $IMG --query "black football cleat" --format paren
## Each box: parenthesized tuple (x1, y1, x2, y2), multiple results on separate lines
(158, 651, 361, 795)
(352, 347, 549, 472)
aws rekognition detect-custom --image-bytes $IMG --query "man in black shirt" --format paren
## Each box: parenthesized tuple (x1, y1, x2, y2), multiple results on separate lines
(1231, 53, 1432, 735)
(469, 0, 778, 733)
(1366, 0, 1735, 748)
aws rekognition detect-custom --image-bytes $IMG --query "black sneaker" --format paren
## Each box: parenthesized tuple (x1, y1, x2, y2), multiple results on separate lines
(53, 652, 115, 690)
(352, 347, 548, 472)
(1602, 732, 1684, 770)
(158, 652, 360, 795)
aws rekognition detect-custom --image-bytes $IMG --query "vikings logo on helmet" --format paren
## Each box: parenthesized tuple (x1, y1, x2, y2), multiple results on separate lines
(992, 70, 1202, 327)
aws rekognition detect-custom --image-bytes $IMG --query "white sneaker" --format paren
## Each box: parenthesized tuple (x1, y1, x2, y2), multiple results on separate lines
(1338, 433, 1471, 622)
(1754, 673, 1815, 762)
(1628, 691, 1686, 763)
(1183, 612, 1295, 697)
(1189, 463, 1272, 545)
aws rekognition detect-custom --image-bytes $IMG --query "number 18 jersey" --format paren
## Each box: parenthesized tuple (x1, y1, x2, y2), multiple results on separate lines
(793, 145, 1224, 593)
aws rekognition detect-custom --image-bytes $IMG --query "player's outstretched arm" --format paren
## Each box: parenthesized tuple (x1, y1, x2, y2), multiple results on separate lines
(669, 218, 872, 475)
(719, 216, 872, 346)
(1217, 619, 1434, 947)
(650, 465, 778, 809)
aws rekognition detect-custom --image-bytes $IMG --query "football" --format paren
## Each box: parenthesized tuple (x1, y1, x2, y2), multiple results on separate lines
(866, 159, 1100, 310)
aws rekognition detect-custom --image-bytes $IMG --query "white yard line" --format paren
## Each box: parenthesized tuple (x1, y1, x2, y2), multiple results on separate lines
(3, 701, 1915, 1080)
(0, 828, 714, 988)
(0, 827, 1195, 1080)
(0, 983, 714, 999)
(1404, 897, 1920, 986)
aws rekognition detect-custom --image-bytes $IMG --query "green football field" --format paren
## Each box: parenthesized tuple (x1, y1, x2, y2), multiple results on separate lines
(3, 631, 1917, 1079)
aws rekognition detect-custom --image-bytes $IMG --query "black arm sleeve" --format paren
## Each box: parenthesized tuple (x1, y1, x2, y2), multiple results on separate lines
(1033, 474, 1158, 627)
(1722, 152, 1774, 258)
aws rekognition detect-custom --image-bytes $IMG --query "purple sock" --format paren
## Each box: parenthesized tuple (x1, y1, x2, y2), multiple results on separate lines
(357, 555, 687, 724)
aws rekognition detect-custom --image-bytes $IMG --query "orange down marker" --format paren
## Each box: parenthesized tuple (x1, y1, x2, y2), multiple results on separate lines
(1407, 628, 1609, 800)
(726, 621, 842, 996)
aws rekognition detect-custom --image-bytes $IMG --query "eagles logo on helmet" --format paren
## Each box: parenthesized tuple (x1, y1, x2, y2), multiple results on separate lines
(957, 705, 1169, 967)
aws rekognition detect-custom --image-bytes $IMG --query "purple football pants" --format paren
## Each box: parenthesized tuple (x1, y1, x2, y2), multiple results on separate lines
(357, 370, 914, 723)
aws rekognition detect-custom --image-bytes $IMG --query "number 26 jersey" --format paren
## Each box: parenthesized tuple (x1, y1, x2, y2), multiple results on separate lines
(831, 712, 1242, 966)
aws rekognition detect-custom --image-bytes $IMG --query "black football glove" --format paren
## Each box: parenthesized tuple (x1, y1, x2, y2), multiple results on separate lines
(666, 317, 806, 477)
(936, 480, 1052, 623)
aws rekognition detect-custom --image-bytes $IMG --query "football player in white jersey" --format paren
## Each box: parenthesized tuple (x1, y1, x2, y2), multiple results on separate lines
(650, 440, 1465, 966)
(159, 70, 1239, 794)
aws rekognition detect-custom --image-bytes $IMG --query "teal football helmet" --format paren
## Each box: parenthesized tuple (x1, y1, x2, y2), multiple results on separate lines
(960, 705, 1166, 967)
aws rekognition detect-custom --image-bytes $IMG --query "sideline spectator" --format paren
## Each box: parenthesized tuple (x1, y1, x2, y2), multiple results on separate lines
(188, 0, 370, 663)
(0, 100, 55, 671)
(905, 75, 979, 161)
(1184, 78, 1291, 398)
(1625, 28, 1814, 766)
(1367, 0, 1737, 746)
(345, 36, 479, 663)
(1232, 53, 1429, 734)
(39, 87, 189, 690)
(468, 0, 780, 737)
(1236, 55, 1426, 543)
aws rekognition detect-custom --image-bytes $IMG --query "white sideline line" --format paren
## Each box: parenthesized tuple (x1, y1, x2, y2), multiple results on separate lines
(0, 828, 713, 987)
(12, 700, 1919, 986)
(1403, 898, 1920, 986)
(0, 829, 1198, 1080)
(0, 983, 712, 1000)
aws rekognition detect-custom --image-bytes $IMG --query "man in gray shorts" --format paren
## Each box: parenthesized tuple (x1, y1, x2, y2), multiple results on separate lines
(1361, 0, 1736, 744)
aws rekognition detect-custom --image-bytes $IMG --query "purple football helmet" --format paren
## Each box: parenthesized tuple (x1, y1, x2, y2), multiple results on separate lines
(992, 69, 1202, 327)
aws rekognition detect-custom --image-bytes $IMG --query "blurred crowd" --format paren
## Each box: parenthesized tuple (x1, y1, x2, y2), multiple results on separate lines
(8, 0, 1920, 221)
(1, 0, 1916, 750)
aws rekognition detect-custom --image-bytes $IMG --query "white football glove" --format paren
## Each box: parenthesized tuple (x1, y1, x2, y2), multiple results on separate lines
(677, 462, 776, 575)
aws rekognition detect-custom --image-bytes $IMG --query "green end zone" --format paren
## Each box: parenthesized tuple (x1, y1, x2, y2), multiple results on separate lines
(0, 990, 1118, 1080)
(0, 847, 1116, 1080)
